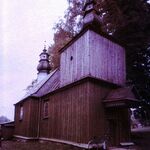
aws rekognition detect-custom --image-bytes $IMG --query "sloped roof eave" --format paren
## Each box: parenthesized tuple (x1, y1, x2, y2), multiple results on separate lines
(14, 69, 60, 105)
(103, 98, 139, 102)
(59, 25, 126, 54)
(14, 95, 38, 105)
(103, 98, 140, 108)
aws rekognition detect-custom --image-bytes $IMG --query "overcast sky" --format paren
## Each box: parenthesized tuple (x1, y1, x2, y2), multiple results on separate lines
(0, 0, 68, 120)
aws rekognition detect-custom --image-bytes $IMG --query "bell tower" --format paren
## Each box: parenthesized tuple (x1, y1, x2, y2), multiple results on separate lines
(37, 45, 51, 82)
(60, 0, 126, 87)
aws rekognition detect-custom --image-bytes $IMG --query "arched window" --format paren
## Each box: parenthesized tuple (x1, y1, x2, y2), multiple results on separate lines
(43, 101, 49, 118)
(20, 106, 23, 120)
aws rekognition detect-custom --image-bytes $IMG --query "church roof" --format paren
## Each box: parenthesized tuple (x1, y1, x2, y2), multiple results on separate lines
(15, 69, 60, 104)
(103, 86, 140, 108)
(32, 69, 60, 97)
(105, 86, 136, 100)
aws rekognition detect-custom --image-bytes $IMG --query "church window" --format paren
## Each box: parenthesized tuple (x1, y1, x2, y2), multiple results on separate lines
(20, 106, 23, 120)
(43, 101, 49, 118)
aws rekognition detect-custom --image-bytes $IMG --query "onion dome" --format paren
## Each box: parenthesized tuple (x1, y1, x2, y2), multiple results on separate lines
(37, 47, 51, 74)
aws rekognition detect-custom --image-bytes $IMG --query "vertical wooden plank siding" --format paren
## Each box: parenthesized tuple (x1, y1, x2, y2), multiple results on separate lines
(39, 82, 90, 143)
(60, 31, 90, 87)
(14, 99, 32, 137)
(60, 29, 126, 87)
(14, 98, 39, 138)
(29, 99, 39, 137)
(87, 81, 111, 139)
(89, 30, 126, 85)
(86, 81, 130, 145)
(39, 80, 118, 143)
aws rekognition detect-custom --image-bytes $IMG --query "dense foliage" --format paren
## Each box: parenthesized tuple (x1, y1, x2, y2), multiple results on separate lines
(48, 0, 84, 68)
(49, 0, 150, 105)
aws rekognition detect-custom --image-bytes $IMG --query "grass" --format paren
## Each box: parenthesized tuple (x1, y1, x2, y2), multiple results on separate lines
(0, 140, 142, 150)
(0, 140, 85, 150)
(1, 128, 150, 150)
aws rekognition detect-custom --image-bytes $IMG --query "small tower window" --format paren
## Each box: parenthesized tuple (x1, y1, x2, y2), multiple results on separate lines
(19, 106, 23, 120)
(40, 55, 46, 59)
(70, 56, 73, 61)
(43, 101, 49, 118)
(87, 4, 93, 11)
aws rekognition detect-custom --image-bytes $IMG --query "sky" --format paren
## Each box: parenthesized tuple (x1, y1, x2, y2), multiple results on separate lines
(0, 0, 68, 120)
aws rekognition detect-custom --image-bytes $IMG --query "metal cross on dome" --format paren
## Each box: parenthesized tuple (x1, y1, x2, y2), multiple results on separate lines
(44, 40, 47, 49)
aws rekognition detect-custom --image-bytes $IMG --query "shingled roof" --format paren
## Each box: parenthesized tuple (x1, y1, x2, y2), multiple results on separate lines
(103, 86, 140, 108)
(15, 69, 60, 104)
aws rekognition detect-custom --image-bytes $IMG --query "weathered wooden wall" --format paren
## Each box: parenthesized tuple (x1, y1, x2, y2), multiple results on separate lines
(39, 79, 114, 143)
(1, 123, 14, 140)
(39, 81, 90, 143)
(14, 98, 39, 137)
(87, 81, 130, 146)
(60, 29, 125, 87)
(60, 31, 90, 87)
(89, 30, 126, 85)
(14, 79, 130, 145)
(15, 99, 30, 137)
(87, 81, 111, 138)
(29, 98, 39, 137)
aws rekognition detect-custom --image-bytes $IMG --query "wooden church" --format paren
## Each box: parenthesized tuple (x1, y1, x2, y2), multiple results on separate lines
(14, 0, 139, 148)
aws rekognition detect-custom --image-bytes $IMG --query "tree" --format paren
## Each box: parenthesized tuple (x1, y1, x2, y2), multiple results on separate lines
(106, 0, 150, 105)
(49, 0, 150, 104)
(48, 0, 84, 68)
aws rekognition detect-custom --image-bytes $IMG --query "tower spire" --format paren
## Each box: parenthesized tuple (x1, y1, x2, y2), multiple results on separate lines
(83, 0, 101, 28)
(37, 44, 51, 82)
